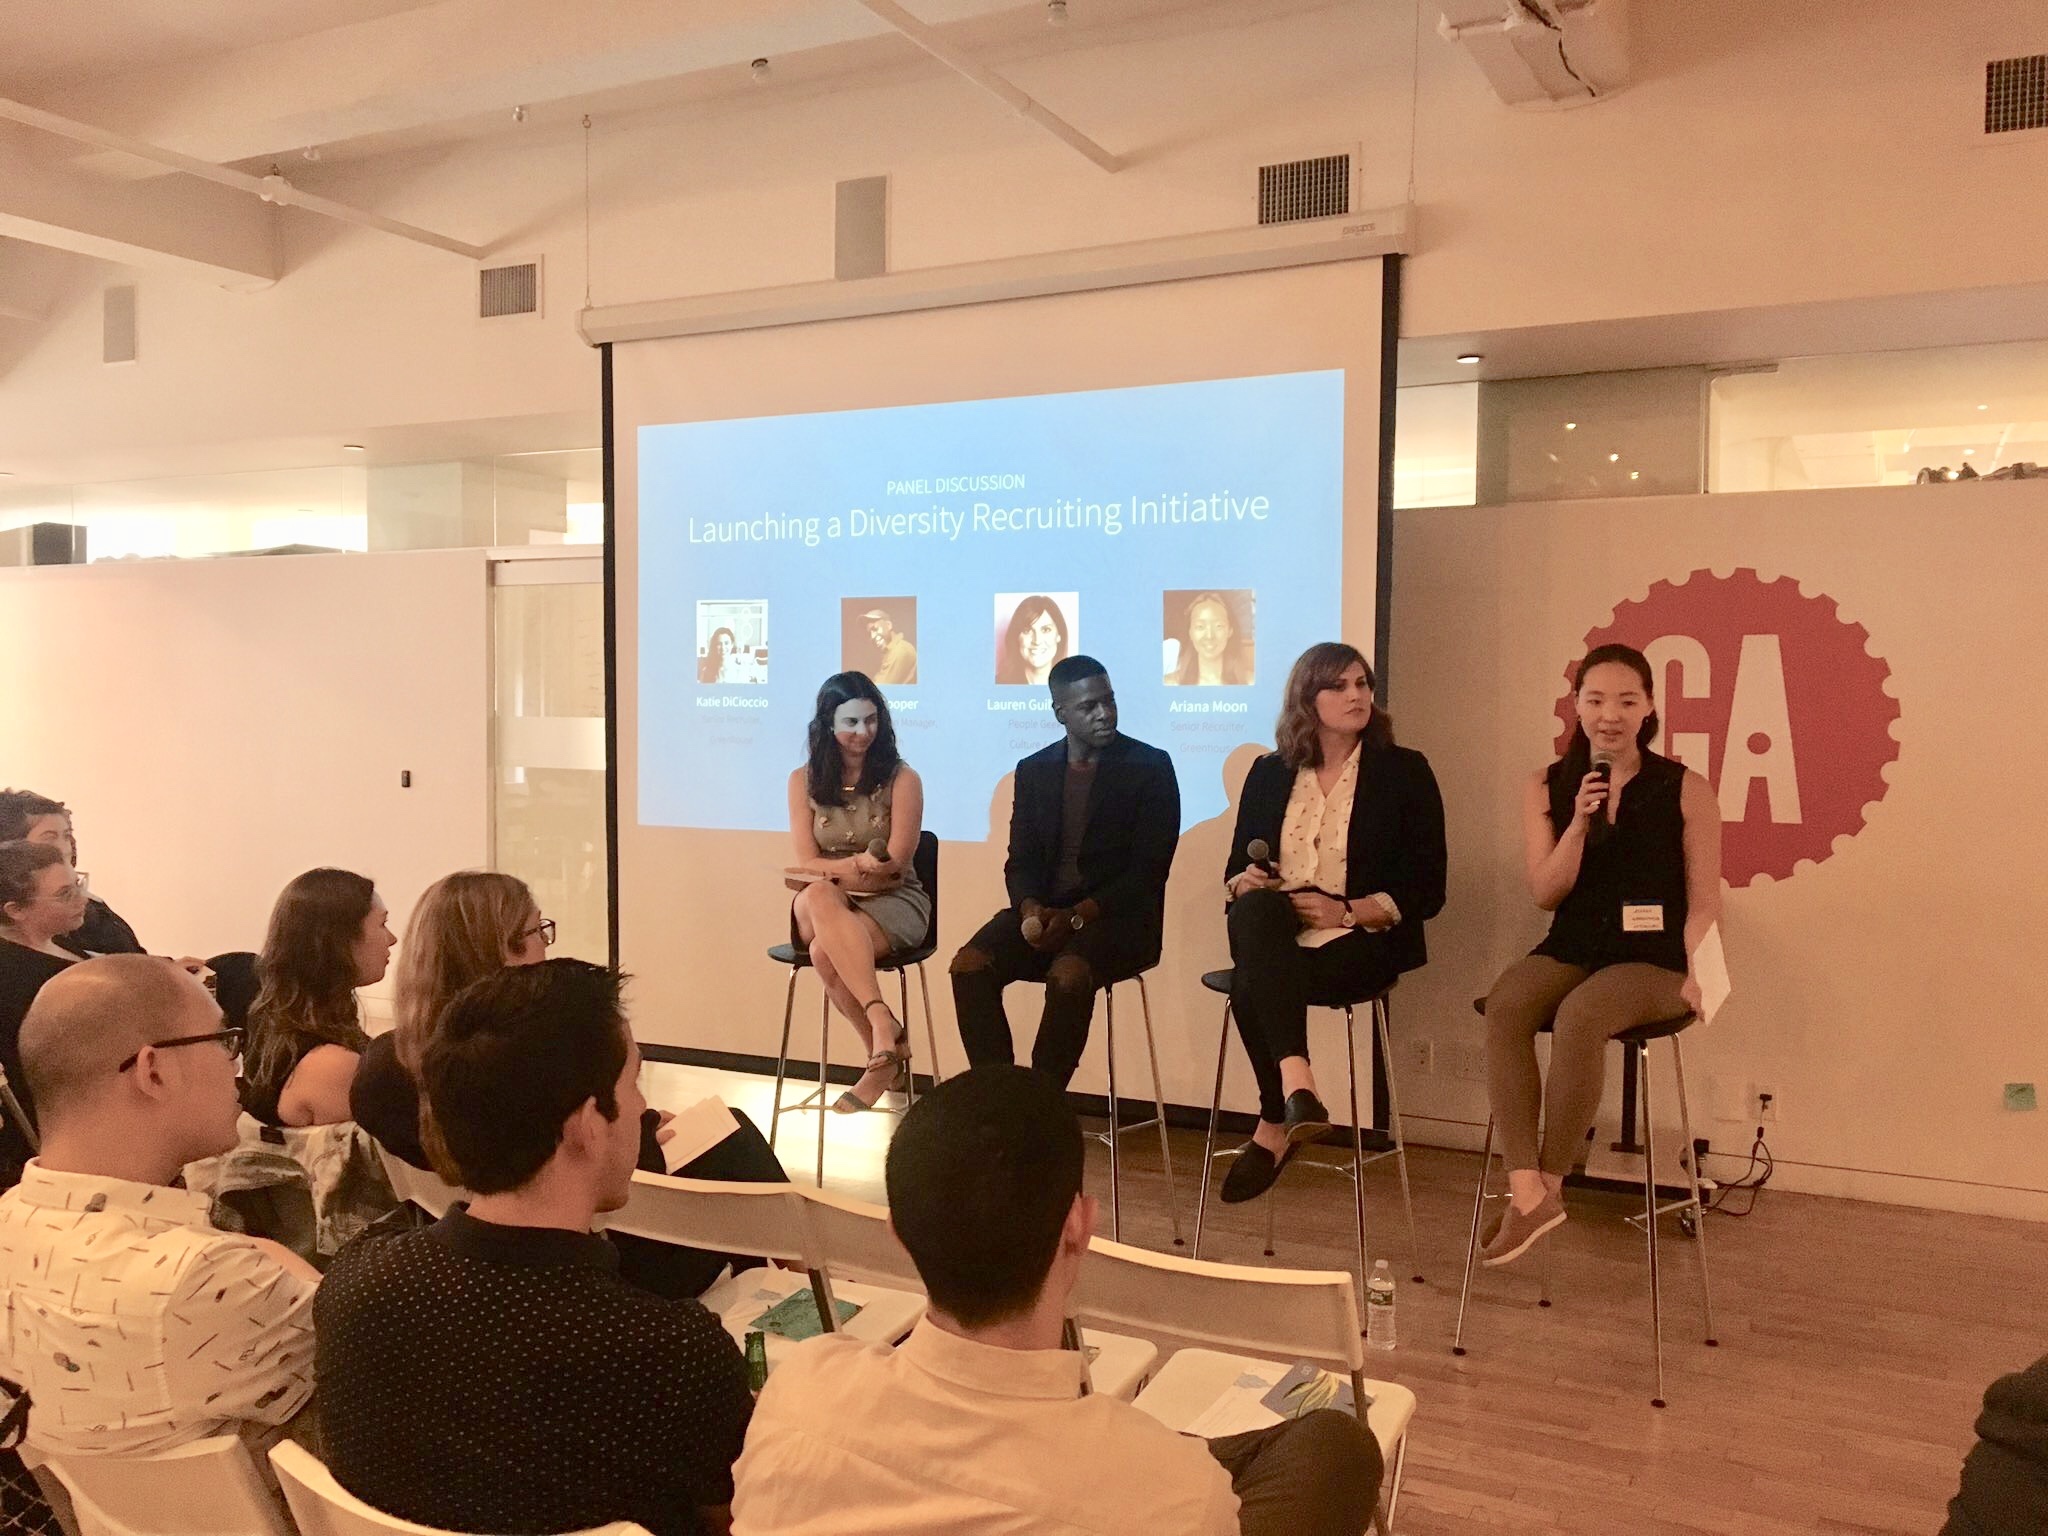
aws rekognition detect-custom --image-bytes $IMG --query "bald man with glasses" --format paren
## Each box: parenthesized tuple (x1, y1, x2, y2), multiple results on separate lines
(0, 955, 319, 1470)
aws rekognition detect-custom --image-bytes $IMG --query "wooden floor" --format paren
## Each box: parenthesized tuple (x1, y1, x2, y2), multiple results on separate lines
(1090, 1127, 2044, 1536)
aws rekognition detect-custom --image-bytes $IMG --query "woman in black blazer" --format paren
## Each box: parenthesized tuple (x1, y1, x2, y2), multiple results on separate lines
(1218, 642, 1447, 1203)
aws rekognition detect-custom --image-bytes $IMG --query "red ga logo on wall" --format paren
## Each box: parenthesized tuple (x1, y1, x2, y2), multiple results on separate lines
(1553, 569, 1900, 887)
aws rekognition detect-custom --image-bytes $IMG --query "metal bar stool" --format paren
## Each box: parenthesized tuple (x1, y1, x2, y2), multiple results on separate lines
(768, 831, 943, 1189)
(1093, 969, 1184, 1248)
(1190, 969, 1423, 1309)
(1452, 996, 1718, 1406)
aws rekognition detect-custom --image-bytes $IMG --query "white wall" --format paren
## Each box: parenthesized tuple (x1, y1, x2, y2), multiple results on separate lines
(0, 550, 491, 975)
(1388, 480, 2048, 1221)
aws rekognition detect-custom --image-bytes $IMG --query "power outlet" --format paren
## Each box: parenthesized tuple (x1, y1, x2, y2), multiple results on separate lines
(1446, 1042, 1488, 1083)
(1405, 1038, 1434, 1076)
(1755, 1089, 1778, 1126)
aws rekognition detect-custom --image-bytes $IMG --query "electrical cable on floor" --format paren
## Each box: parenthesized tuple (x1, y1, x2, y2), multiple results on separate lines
(1705, 1124, 1775, 1217)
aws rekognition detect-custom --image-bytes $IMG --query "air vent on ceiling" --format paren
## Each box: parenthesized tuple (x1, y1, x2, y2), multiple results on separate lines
(479, 259, 541, 318)
(1985, 54, 2048, 134)
(1258, 153, 1351, 226)
(102, 285, 137, 365)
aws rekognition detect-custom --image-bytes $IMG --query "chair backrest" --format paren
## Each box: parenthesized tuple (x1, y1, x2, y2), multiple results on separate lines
(269, 1441, 652, 1536)
(603, 1172, 814, 1266)
(374, 1144, 462, 1218)
(43, 1435, 291, 1536)
(1071, 1238, 1364, 1374)
(912, 829, 939, 941)
(796, 1183, 925, 1291)
(205, 952, 261, 1032)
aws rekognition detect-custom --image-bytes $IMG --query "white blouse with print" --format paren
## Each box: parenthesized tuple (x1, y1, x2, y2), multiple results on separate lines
(1275, 745, 1400, 948)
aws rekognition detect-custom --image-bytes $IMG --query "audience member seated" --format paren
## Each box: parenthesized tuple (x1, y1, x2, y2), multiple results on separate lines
(0, 956, 318, 1466)
(356, 868, 789, 1297)
(0, 790, 145, 959)
(242, 868, 395, 1127)
(732, 1065, 1384, 1536)
(1942, 1352, 2048, 1536)
(317, 959, 752, 1536)
(0, 843, 88, 1187)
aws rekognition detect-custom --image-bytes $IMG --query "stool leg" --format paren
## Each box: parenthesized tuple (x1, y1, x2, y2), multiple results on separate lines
(815, 989, 830, 1190)
(1136, 976, 1184, 1247)
(898, 969, 917, 1109)
(1374, 997, 1423, 1284)
(1193, 996, 1232, 1260)
(1344, 1006, 1369, 1319)
(1640, 1040, 1666, 1407)
(1671, 1036, 1719, 1346)
(1451, 1116, 1495, 1355)
(1105, 985, 1122, 1244)
(916, 962, 941, 1085)
(1384, 1427, 1410, 1532)
(770, 966, 798, 1151)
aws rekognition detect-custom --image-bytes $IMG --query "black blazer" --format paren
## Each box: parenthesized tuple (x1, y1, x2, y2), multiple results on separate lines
(1005, 734, 1180, 961)
(1224, 743, 1448, 975)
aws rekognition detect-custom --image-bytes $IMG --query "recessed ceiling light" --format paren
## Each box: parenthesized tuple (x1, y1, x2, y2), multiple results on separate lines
(0, 470, 13, 478)
(342, 443, 366, 453)
(1047, 0, 1069, 23)
(1564, 421, 1578, 431)
(1963, 448, 1975, 456)
(1607, 453, 1620, 463)
(1629, 471, 1640, 480)
(1456, 353, 1483, 365)
(1977, 403, 1989, 411)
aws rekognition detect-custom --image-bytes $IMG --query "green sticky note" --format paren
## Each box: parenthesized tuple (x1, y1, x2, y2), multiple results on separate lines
(2005, 1083, 2037, 1111)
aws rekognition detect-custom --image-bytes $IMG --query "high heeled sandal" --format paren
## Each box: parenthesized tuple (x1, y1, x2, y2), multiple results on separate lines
(831, 1001, 911, 1114)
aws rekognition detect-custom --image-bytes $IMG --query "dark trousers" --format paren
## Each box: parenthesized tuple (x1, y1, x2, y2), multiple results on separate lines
(951, 908, 1149, 1089)
(612, 1107, 788, 1300)
(1208, 1409, 1385, 1536)
(1228, 889, 1404, 1123)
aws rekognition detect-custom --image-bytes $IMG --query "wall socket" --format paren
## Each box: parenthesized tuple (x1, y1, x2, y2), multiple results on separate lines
(1756, 1089, 1778, 1125)
(1444, 1041, 1488, 1083)
(1406, 1039, 1434, 1076)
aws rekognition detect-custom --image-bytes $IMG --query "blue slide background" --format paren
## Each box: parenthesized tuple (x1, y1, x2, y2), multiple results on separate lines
(638, 370, 1345, 840)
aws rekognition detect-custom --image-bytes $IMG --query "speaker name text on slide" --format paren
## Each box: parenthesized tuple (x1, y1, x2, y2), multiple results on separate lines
(637, 370, 1345, 840)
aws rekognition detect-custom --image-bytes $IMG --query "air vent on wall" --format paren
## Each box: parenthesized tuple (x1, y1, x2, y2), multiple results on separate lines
(103, 285, 136, 364)
(1258, 154, 1351, 226)
(479, 259, 541, 318)
(1985, 54, 2048, 134)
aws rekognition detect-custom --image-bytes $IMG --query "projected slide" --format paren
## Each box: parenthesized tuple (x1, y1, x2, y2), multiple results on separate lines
(638, 369, 1344, 840)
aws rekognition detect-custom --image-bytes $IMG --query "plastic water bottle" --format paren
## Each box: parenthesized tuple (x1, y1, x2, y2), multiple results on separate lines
(1366, 1259, 1397, 1351)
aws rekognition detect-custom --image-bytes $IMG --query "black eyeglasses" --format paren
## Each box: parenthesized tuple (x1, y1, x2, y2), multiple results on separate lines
(117, 1027, 245, 1074)
(519, 918, 557, 947)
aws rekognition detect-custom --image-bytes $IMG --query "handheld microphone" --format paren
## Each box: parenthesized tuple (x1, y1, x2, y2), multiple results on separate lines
(1586, 752, 1615, 848)
(1021, 913, 1044, 942)
(1245, 837, 1277, 875)
(865, 838, 891, 862)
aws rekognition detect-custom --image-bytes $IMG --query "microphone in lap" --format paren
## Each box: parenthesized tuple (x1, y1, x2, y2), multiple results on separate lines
(866, 838, 891, 862)
(1021, 912, 1044, 942)
(1245, 837, 1277, 877)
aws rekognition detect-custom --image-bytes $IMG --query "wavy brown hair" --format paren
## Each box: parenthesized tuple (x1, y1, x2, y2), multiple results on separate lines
(392, 870, 536, 1075)
(245, 868, 376, 1092)
(1273, 642, 1394, 769)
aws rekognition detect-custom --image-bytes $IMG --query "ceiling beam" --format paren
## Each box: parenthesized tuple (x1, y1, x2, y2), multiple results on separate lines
(0, 126, 278, 288)
(34, 0, 1036, 172)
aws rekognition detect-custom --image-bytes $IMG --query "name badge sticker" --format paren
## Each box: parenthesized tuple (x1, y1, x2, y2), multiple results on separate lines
(1621, 903, 1666, 933)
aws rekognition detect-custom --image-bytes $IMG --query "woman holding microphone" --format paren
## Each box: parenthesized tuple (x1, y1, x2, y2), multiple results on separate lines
(785, 672, 931, 1113)
(1479, 642, 1722, 1266)
(1217, 643, 1446, 1203)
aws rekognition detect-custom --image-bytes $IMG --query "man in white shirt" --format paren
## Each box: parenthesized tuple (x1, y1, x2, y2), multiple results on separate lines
(0, 955, 318, 1466)
(732, 1065, 1381, 1536)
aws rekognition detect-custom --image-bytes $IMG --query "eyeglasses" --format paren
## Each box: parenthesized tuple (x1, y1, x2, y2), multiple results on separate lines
(519, 918, 557, 947)
(117, 1027, 245, 1074)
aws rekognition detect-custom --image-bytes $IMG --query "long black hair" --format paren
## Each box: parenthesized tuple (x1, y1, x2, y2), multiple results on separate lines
(1553, 643, 1661, 789)
(805, 672, 902, 807)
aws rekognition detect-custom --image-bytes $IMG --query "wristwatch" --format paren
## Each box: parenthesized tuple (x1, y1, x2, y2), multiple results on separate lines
(1070, 910, 1087, 932)
(1340, 902, 1358, 929)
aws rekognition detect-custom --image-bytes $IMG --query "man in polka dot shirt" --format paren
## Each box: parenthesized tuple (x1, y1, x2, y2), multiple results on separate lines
(315, 960, 752, 1536)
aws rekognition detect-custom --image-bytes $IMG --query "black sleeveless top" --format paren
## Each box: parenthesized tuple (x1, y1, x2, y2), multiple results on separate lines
(1534, 749, 1690, 974)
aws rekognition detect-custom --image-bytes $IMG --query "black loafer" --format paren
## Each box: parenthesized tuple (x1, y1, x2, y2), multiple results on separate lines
(1220, 1141, 1294, 1204)
(1283, 1089, 1333, 1145)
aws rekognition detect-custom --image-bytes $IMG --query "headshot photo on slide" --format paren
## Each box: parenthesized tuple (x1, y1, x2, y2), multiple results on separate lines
(844, 597, 919, 686)
(1162, 588, 1256, 686)
(696, 599, 769, 685)
(994, 593, 1076, 686)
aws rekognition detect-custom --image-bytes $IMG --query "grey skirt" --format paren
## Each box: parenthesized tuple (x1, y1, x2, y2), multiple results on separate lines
(852, 873, 934, 953)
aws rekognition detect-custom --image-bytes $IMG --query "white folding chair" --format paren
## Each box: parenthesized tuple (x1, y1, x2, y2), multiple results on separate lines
(374, 1145, 463, 1218)
(268, 1441, 651, 1536)
(1074, 1239, 1416, 1535)
(40, 1436, 290, 1536)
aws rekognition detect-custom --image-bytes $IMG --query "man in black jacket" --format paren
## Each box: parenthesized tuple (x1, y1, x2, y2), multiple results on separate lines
(1944, 1353, 2048, 1536)
(951, 656, 1179, 1088)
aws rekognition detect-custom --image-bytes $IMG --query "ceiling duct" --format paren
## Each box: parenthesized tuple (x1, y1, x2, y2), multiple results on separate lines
(1438, 0, 1629, 108)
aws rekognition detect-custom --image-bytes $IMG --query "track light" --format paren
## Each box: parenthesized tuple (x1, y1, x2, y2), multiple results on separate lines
(1047, 0, 1069, 24)
(750, 57, 771, 82)
(1456, 353, 1483, 365)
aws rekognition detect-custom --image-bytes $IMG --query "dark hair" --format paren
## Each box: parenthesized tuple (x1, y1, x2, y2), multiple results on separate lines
(997, 596, 1070, 685)
(804, 672, 903, 808)
(0, 840, 66, 918)
(1046, 654, 1106, 693)
(245, 868, 376, 1093)
(698, 627, 738, 684)
(886, 1065, 1084, 1328)
(1168, 592, 1253, 686)
(1273, 642, 1394, 768)
(419, 959, 629, 1194)
(0, 790, 66, 844)
(1555, 643, 1661, 786)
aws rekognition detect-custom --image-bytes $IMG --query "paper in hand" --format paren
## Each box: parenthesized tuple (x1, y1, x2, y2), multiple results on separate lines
(1691, 922, 1731, 1025)
(661, 1095, 742, 1174)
